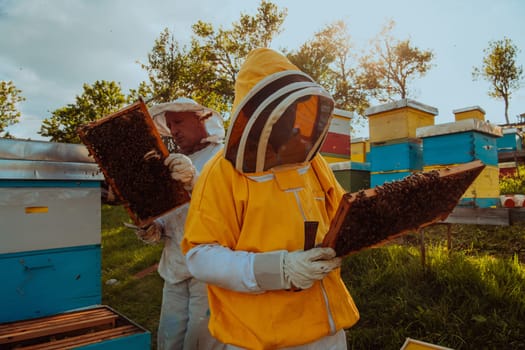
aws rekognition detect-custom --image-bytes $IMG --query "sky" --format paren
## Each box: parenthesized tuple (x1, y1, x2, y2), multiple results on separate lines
(1, 0, 524, 140)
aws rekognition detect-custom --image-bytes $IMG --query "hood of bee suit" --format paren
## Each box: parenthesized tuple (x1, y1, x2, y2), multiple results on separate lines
(149, 98, 225, 145)
(224, 48, 335, 174)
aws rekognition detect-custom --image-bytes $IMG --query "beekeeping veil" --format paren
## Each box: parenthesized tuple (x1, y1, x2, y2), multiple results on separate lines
(224, 48, 335, 173)
(149, 98, 225, 145)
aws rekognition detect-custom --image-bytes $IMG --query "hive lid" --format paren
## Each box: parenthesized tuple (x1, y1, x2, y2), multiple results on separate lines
(329, 161, 370, 172)
(322, 160, 485, 257)
(416, 118, 503, 138)
(452, 105, 486, 115)
(364, 98, 439, 117)
(0, 139, 103, 181)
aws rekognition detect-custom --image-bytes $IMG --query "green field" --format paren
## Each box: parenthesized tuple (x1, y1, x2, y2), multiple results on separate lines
(101, 205, 525, 349)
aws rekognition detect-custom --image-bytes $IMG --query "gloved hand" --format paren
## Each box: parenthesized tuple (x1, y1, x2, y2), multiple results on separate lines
(124, 222, 164, 244)
(137, 222, 164, 244)
(253, 247, 341, 291)
(164, 153, 196, 191)
(283, 248, 342, 289)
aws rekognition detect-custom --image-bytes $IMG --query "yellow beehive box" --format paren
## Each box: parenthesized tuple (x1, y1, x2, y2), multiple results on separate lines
(350, 137, 369, 162)
(424, 164, 500, 199)
(400, 337, 453, 350)
(365, 99, 437, 143)
(453, 105, 485, 121)
(323, 155, 349, 163)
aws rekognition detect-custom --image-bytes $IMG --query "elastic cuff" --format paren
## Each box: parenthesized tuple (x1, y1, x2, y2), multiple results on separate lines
(253, 250, 288, 290)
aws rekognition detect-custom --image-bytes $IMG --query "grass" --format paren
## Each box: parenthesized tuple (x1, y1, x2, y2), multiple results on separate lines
(343, 244, 525, 349)
(100, 205, 525, 349)
(100, 205, 164, 349)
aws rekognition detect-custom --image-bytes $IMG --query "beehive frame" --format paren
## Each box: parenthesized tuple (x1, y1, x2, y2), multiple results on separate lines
(78, 99, 190, 227)
(322, 160, 485, 257)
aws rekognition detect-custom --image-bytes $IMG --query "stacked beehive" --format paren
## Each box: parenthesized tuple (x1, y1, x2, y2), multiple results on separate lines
(350, 137, 370, 163)
(364, 99, 437, 187)
(320, 108, 354, 163)
(322, 108, 372, 192)
(416, 106, 502, 208)
(0, 138, 150, 349)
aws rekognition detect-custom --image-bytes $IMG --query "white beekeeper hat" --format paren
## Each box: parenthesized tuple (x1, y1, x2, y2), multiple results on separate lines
(149, 98, 225, 144)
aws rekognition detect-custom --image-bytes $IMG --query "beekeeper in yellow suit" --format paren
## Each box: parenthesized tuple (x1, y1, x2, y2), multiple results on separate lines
(181, 48, 360, 350)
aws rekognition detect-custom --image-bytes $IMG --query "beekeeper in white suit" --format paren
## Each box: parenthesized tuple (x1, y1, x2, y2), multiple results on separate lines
(135, 98, 225, 350)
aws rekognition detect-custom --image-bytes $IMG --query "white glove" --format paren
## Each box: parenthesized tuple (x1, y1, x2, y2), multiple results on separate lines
(164, 153, 196, 190)
(283, 248, 342, 289)
(253, 247, 341, 291)
(124, 222, 164, 244)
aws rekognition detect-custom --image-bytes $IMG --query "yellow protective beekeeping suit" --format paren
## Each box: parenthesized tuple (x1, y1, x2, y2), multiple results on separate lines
(182, 48, 359, 349)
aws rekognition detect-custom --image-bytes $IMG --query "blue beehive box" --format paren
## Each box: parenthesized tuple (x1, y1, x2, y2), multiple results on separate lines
(497, 128, 523, 153)
(368, 139, 423, 172)
(417, 118, 502, 167)
(417, 119, 502, 208)
(0, 139, 150, 349)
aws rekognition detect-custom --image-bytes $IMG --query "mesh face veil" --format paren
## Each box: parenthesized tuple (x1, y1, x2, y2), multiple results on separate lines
(149, 99, 225, 144)
(224, 70, 334, 173)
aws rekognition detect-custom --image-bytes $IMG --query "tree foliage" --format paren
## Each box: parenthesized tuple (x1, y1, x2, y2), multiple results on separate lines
(127, 81, 154, 104)
(39, 80, 127, 143)
(359, 20, 434, 102)
(140, 0, 287, 116)
(287, 21, 370, 123)
(472, 37, 523, 124)
(139, 29, 230, 113)
(0, 80, 25, 137)
(192, 0, 286, 84)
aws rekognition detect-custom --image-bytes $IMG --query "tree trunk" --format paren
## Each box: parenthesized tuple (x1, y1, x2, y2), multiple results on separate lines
(504, 95, 510, 124)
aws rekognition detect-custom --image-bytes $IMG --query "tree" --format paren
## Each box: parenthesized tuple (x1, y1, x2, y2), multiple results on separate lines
(138, 29, 228, 112)
(473, 37, 523, 124)
(0, 80, 25, 137)
(139, 0, 287, 114)
(286, 21, 370, 127)
(286, 24, 339, 88)
(359, 20, 434, 102)
(192, 0, 287, 86)
(127, 81, 154, 104)
(39, 80, 127, 143)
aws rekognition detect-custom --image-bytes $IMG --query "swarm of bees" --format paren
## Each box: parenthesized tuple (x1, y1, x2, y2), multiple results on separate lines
(78, 100, 190, 226)
(322, 161, 485, 257)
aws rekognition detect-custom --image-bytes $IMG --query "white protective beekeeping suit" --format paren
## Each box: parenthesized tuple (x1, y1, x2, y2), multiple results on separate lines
(145, 98, 225, 350)
(149, 98, 224, 284)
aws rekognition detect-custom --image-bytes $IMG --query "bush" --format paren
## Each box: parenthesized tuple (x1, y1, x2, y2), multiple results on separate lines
(500, 165, 525, 194)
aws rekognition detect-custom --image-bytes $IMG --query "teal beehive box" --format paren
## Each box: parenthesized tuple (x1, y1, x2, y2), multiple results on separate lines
(368, 139, 423, 172)
(417, 118, 502, 208)
(417, 118, 502, 167)
(497, 127, 523, 153)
